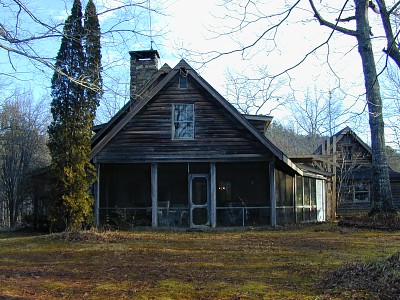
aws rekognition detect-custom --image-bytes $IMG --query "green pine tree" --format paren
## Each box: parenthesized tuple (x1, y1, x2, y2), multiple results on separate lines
(84, 0, 103, 110)
(48, 0, 96, 231)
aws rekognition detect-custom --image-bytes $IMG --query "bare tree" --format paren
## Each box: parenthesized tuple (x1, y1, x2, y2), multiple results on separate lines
(382, 63, 400, 148)
(224, 67, 289, 115)
(266, 121, 325, 155)
(288, 85, 345, 150)
(0, 0, 166, 123)
(335, 144, 370, 204)
(197, 0, 398, 213)
(381, 64, 400, 171)
(309, 0, 396, 212)
(0, 89, 50, 227)
(96, 72, 131, 124)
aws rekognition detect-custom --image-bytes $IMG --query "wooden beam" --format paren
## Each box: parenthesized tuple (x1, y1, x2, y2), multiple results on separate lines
(210, 163, 217, 228)
(269, 161, 276, 227)
(332, 136, 337, 221)
(151, 163, 158, 227)
(94, 164, 100, 227)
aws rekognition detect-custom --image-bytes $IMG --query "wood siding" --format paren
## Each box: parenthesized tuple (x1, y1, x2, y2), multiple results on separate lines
(335, 133, 372, 167)
(337, 180, 400, 217)
(95, 74, 273, 163)
(391, 181, 400, 208)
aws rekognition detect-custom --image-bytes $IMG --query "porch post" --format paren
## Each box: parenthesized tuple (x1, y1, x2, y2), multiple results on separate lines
(269, 161, 276, 227)
(151, 163, 158, 227)
(294, 175, 297, 223)
(94, 164, 100, 227)
(210, 162, 217, 228)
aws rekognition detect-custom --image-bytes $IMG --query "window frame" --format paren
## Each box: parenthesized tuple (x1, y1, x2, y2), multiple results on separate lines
(179, 74, 188, 89)
(353, 182, 370, 203)
(172, 103, 195, 140)
(339, 182, 370, 203)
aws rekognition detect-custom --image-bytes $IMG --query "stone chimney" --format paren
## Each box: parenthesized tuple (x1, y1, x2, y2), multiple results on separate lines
(129, 50, 160, 102)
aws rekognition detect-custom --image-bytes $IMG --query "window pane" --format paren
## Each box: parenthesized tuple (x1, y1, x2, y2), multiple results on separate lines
(296, 176, 303, 206)
(304, 177, 310, 206)
(174, 104, 193, 121)
(354, 182, 369, 202)
(173, 104, 194, 139)
(174, 121, 193, 138)
(310, 179, 316, 206)
(179, 75, 188, 89)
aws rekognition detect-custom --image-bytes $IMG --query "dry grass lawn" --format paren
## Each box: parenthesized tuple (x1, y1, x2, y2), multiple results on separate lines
(1, 224, 400, 299)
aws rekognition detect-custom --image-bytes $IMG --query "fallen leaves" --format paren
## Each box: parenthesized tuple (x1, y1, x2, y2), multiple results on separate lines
(319, 252, 400, 300)
(1, 224, 400, 299)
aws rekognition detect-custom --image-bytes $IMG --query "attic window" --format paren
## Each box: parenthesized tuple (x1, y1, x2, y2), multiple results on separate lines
(172, 104, 194, 139)
(179, 67, 188, 89)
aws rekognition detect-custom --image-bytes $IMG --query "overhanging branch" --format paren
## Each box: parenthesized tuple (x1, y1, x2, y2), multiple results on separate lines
(309, 0, 358, 37)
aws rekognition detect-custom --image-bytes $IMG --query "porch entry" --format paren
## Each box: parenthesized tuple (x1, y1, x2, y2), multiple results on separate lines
(189, 174, 210, 227)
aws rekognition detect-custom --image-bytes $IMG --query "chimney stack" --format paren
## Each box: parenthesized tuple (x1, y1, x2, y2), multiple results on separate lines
(129, 50, 160, 102)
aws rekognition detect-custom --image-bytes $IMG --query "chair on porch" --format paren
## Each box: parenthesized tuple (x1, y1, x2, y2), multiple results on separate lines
(158, 201, 170, 226)
(169, 204, 188, 226)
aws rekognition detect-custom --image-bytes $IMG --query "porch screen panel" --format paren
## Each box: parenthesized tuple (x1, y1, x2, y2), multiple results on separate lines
(310, 179, 317, 221)
(158, 163, 188, 227)
(276, 169, 294, 225)
(303, 177, 311, 221)
(216, 162, 269, 227)
(99, 164, 151, 228)
(295, 176, 304, 222)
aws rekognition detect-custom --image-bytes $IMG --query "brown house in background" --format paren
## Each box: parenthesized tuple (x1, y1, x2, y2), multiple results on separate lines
(314, 126, 400, 216)
(90, 50, 330, 229)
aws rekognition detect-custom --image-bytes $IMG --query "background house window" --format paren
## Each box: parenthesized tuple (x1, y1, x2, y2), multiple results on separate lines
(172, 104, 194, 139)
(339, 182, 370, 203)
(354, 182, 370, 202)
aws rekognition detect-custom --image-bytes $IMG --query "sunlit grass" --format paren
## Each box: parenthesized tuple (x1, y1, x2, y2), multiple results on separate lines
(0, 225, 399, 299)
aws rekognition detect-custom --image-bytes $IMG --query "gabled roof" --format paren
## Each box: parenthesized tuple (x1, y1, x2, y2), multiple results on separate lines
(314, 126, 372, 155)
(90, 59, 302, 175)
(336, 165, 400, 180)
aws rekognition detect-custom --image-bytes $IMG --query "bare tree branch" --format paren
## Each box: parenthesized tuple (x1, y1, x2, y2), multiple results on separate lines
(191, 0, 302, 67)
(309, 0, 358, 37)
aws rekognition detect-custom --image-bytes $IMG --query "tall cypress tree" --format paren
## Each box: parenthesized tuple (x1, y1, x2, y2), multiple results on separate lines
(84, 0, 103, 112)
(48, 0, 96, 231)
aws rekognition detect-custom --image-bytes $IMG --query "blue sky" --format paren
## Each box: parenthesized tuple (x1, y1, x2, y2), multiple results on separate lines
(2, 0, 398, 147)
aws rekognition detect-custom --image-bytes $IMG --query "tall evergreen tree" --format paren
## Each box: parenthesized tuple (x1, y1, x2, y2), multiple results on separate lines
(84, 0, 102, 112)
(48, 0, 96, 231)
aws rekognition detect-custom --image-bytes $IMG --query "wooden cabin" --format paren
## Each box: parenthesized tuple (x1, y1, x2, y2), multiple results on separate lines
(314, 127, 400, 216)
(90, 50, 330, 229)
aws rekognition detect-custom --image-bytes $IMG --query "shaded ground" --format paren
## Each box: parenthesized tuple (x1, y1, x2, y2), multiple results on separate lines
(320, 252, 400, 300)
(1, 224, 400, 299)
(338, 212, 400, 231)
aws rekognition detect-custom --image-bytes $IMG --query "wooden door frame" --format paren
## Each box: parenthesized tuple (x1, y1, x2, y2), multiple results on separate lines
(189, 174, 210, 228)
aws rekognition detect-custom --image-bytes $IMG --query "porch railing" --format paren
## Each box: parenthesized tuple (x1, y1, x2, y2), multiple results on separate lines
(216, 206, 271, 227)
(99, 207, 152, 229)
(99, 206, 286, 228)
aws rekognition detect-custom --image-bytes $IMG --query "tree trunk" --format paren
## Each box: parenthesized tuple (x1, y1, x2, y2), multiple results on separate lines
(355, 0, 394, 212)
